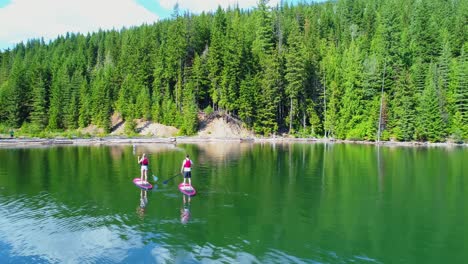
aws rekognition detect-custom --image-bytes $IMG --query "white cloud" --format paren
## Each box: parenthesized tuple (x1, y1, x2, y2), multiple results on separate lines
(159, 0, 280, 14)
(0, 0, 159, 48)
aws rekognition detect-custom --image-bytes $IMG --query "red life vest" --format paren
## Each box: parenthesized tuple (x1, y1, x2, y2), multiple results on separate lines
(183, 159, 191, 168)
(141, 158, 148, 165)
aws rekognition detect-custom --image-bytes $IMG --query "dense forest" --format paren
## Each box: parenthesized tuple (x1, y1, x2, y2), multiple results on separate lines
(0, 0, 466, 142)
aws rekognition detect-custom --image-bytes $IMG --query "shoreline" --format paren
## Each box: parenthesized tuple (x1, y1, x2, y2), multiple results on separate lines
(0, 136, 466, 148)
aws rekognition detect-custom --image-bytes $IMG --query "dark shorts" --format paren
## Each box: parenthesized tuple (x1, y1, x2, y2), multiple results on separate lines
(183, 171, 192, 178)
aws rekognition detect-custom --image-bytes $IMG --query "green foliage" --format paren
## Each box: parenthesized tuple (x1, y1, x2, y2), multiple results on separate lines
(0, 0, 464, 141)
(204, 105, 214, 115)
(415, 64, 446, 142)
(449, 111, 465, 143)
(19, 122, 43, 135)
(124, 120, 137, 135)
(0, 123, 11, 134)
(285, 19, 307, 132)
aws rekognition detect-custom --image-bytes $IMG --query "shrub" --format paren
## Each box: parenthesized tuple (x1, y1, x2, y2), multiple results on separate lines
(204, 105, 214, 115)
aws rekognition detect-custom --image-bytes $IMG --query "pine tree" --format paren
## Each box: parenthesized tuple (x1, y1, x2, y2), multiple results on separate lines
(337, 41, 364, 139)
(30, 65, 48, 129)
(207, 7, 226, 110)
(284, 19, 306, 133)
(136, 85, 151, 120)
(180, 80, 199, 135)
(48, 65, 68, 129)
(220, 8, 244, 113)
(116, 74, 137, 120)
(78, 81, 91, 128)
(416, 64, 445, 142)
(320, 40, 340, 138)
(455, 44, 468, 135)
(252, 0, 282, 135)
(90, 67, 111, 132)
(191, 54, 209, 109)
(256, 53, 282, 135)
(388, 70, 416, 141)
(436, 38, 451, 129)
(63, 69, 83, 129)
(252, 0, 275, 64)
(238, 75, 258, 127)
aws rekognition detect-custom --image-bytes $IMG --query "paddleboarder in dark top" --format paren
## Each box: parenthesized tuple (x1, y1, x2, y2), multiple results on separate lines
(138, 153, 149, 184)
(181, 154, 193, 186)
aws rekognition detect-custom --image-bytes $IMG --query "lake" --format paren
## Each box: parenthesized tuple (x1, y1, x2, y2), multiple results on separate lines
(0, 142, 466, 263)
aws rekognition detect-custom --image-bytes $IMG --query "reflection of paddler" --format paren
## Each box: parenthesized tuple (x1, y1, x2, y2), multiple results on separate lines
(137, 190, 148, 218)
(180, 195, 191, 224)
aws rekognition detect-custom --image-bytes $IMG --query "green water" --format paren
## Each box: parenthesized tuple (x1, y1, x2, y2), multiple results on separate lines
(0, 143, 466, 263)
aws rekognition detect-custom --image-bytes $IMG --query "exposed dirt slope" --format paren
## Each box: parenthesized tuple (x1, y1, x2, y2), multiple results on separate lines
(196, 112, 253, 138)
(109, 111, 253, 138)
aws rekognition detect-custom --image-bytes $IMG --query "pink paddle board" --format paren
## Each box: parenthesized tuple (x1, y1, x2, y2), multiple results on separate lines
(133, 178, 153, 190)
(178, 183, 196, 196)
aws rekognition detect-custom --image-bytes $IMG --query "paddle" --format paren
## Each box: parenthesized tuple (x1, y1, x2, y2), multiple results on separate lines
(163, 172, 182, 184)
(149, 168, 158, 182)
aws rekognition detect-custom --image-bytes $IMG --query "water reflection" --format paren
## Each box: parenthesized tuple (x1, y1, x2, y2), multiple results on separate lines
(0, 143, 466, 263)
(180, 194, 191, 224)
(0, 193, 134, 263)
(137, 190, 148, 219)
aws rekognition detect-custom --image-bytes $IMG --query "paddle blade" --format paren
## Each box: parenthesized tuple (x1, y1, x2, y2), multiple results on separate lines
(153, 175, 158, 182)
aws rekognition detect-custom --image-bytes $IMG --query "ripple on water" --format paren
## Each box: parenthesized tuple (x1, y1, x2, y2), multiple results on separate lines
(0, 192, 159, 264)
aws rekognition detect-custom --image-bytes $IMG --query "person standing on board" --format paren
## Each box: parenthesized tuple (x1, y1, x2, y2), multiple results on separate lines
(180, 154, 193, 185)
(138, 153, 149, 183)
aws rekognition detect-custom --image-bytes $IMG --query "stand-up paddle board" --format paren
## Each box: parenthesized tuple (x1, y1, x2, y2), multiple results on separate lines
(133, 178, 153, 190)
(178, 183, 196, 196)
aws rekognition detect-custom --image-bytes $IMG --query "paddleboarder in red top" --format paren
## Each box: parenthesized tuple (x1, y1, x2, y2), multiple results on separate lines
(181, 154, 193, 186)
(138, 153, 149, 184)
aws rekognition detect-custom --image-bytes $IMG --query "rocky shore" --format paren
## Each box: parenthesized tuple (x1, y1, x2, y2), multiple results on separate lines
(0, 136, 466, 148)
(1, 114, 466, 147)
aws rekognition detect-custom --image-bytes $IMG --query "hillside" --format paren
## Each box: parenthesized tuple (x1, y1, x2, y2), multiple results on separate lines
(110, 112, 254, 138)
(0, 0, 466, 142)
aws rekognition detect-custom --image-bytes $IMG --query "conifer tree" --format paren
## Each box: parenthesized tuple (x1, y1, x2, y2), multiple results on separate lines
(48, 65, 68, 129)
(455, 44, 468, 135)
(191, 53, 209, 109)
(388, 70, 416, 141)
(180, 80, 198, 135)
(90, 67, 111, 132)
(416, 64, 445, 142)
(285, 19, 306, 132)
(238, 75, 258, 127)
(78, 81, 91, 128)
(220, 8, 244, 113)
(207, 7, 226, 110)
(30, 65, 48, 129)
(337, 41, 364, 139)
(320, 41, 340, 138)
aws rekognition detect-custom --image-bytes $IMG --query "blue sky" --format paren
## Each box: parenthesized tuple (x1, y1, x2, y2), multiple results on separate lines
(0, 0, 315, 51)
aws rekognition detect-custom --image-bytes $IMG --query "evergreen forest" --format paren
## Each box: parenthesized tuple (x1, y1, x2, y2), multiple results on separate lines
(0, 0, 466, 142)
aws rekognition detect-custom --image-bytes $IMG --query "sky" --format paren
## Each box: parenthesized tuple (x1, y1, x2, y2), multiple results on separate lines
(0, 0, 316, 51)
